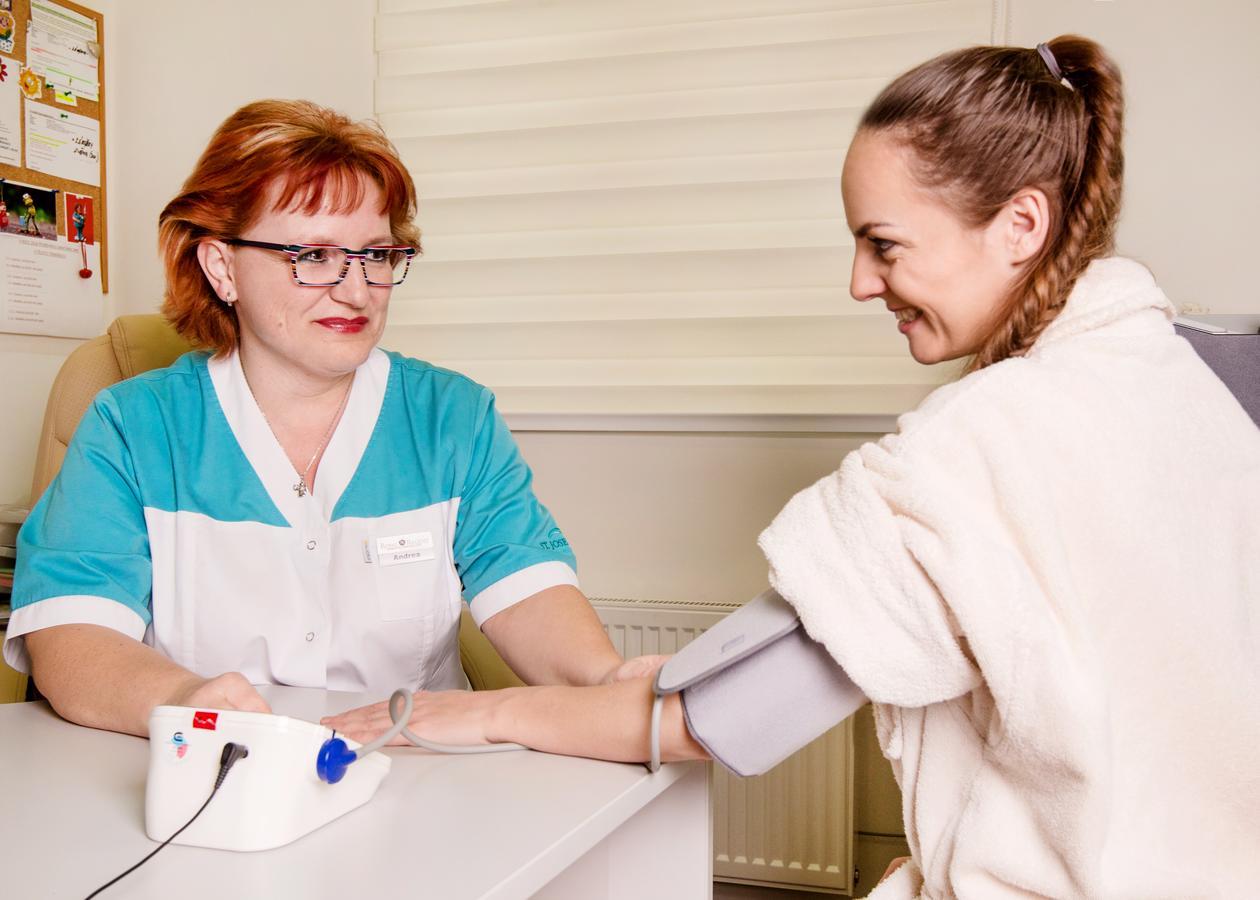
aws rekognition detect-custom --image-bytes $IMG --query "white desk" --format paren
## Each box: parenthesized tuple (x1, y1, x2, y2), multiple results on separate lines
(0, 686, 710, 899)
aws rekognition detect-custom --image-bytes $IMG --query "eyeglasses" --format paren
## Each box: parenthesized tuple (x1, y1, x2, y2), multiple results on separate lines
(225, 239, 418, 286)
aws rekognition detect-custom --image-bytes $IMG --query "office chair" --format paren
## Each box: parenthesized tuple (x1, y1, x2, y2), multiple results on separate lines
(29, 313, 523, 692)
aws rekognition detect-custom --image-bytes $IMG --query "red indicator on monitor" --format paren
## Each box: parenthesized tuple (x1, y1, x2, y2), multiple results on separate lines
(192, 711, 219, 730)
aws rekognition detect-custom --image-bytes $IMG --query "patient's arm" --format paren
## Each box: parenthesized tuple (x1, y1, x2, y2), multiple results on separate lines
(322, 676, 708, 765)
(25, 624, 270, 737)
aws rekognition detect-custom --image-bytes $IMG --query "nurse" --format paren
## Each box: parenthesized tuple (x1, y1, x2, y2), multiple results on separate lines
(328, 35, 1260, 897)
(4, 100, 625, 737)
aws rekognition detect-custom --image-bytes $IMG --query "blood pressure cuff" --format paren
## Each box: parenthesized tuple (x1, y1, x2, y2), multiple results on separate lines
(653, 589, 866, 777)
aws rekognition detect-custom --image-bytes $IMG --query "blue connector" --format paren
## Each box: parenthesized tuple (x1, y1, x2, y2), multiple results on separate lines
(316, 735, 357, 784)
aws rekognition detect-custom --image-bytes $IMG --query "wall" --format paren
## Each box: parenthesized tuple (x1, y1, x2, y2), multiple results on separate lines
(0, 0, 373, 507)
(1006, 0, 1258, 315)
(518, 430, 871, 604)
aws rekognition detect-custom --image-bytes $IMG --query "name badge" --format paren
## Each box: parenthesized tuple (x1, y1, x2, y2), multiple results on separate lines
(375, 531, 435, 567)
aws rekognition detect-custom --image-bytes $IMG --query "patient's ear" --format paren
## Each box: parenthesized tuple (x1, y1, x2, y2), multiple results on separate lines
(197, 240, 237, 305)
(1000, 187, 1050, 265)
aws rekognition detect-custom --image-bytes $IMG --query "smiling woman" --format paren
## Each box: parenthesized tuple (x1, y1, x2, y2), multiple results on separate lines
(754, 34, 1260, 899)
(842, 132, 1035, 366)
(3, 100, 627, 740)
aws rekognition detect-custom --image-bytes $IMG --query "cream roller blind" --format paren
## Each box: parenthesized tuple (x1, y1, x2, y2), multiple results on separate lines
(375, 0, 1002, 427)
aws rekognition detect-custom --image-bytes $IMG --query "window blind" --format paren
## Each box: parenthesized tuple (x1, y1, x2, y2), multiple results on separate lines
(375, 0, 1002, 427)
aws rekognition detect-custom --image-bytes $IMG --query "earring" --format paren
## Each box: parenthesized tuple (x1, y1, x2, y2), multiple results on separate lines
(222, 292, 235, 306)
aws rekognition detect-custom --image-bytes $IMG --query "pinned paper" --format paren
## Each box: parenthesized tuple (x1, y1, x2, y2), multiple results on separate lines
(0, 234, 103, 338)
(0, 56, 18, 165)
(25, 102, 99, 185)
(1, 179, 58, 241)
(64, 192, 92, 243)
(31, 1, 96, 42)
(27, 2, 99, 101)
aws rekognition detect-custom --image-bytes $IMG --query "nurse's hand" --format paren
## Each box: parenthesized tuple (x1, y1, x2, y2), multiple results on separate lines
(167, 672, 272, 715)
(601, 654, 671, 685)
(321, 689, 505, 747)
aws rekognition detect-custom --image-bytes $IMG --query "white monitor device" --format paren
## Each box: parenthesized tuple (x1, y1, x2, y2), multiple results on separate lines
(147, 706, 390, 852)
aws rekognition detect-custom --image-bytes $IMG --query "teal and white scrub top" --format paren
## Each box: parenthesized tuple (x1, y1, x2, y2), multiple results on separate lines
(3, 348, 578, 696)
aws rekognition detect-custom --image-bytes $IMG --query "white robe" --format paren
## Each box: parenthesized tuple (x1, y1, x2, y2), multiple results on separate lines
(759, 258, 1260, 899)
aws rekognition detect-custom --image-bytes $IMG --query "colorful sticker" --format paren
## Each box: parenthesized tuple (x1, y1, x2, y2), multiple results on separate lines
(18, 66, 42, 100)
(169, 731, 189, 760)
(192, 710, 219, 730)
(0, 11, 15, 55)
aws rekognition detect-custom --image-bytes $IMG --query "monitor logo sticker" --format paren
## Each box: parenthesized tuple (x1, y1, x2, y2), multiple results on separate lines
(192, 711, 219, 730)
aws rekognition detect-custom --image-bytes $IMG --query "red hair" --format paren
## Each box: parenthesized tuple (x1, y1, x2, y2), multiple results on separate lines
(159, 100, 421, 354)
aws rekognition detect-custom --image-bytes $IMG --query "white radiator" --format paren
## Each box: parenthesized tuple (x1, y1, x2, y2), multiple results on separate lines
(592, 598, 855, 894)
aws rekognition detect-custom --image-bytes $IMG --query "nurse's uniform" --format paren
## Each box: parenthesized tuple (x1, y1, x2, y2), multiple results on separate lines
(5, 349, 578, 697)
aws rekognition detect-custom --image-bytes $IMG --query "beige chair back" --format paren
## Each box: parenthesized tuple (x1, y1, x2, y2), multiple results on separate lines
(30, 314, 192, 504)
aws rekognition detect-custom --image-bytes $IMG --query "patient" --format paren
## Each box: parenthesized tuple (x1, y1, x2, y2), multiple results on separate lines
(4, 100, 629, 738)
(328, 35, 1260, 898)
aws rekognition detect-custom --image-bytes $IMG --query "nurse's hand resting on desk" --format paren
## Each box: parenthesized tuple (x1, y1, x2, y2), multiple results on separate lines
(24, 623, 271, 737)
(168, 671, 272, 716)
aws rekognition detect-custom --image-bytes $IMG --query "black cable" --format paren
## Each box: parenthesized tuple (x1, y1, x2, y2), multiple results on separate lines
(84, 742, 249, 899)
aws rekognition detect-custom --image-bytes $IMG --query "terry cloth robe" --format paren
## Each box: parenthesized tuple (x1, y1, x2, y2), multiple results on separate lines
(759, 257, 1260, 899)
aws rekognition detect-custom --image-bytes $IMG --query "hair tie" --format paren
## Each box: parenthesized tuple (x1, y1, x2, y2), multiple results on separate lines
(1036, 42, 1070, 88)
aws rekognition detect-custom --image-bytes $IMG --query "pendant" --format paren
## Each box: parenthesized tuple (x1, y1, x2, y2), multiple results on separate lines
(294, 478, 308, 498)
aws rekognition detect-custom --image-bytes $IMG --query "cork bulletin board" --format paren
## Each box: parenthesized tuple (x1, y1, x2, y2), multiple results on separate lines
(0, 0, 107, 338)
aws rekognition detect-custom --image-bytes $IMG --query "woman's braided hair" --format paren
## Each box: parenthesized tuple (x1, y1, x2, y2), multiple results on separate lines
(860, 35, 1124, 372)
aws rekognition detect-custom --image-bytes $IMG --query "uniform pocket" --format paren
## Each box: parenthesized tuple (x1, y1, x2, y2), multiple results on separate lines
(372, 530, 438, 621)
(374, 558, 434, 621)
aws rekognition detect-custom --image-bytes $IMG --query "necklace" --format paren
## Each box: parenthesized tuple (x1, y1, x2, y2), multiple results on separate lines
(244, 369, 354, 498)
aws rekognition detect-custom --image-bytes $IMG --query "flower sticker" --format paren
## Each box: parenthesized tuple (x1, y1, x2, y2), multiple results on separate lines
(0, 10, 14, 53)
(0, 59, 9, 83)
(19, 67, 43, 101)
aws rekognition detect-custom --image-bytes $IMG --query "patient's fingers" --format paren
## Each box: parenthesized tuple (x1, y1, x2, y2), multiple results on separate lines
(603, 655, 671, 684)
